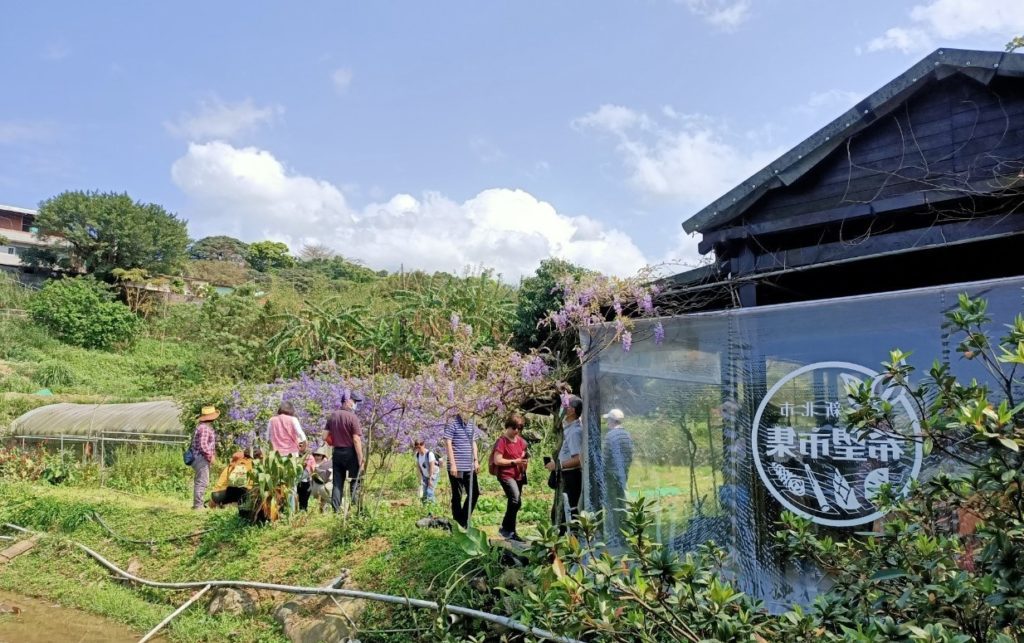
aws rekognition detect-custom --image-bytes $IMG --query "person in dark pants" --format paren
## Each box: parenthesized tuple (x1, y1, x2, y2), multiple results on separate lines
(601, 409, 634, 546)
(324, 389, 365, 513)
(444, 413, 480, 529)
(491, 414, 528, 541)
(547, 394, 584, 534)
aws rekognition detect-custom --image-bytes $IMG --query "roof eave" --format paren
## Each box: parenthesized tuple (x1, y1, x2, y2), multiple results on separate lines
(682, 48, 1016, 237)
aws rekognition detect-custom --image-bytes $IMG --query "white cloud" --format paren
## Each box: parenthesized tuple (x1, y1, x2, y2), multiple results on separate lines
(469, 137, 506, 163)
(0, 121, 56, 144)
(171, 141, 649, 280)
(42, 43, 70, 61)
(797, 89, 864, 115)
(679, 0, 751, 30)
(574, 104, 781, 208)
(166, 97, 283, 141)
(866, 0, 1024, 53)
(866, 27, 934, 54)
(331, 67, 354, 92)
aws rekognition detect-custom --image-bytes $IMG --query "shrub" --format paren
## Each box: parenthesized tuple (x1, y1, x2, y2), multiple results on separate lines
(105, 445, 192, 498)
(34, 361, 75, 389)
(28, 278, 143, 350)
(0, 272, 31, 310)
(0, 374, 36, 394)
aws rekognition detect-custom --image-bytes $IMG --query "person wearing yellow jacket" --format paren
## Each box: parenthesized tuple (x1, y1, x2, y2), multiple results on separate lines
(209, 449, 257, 507)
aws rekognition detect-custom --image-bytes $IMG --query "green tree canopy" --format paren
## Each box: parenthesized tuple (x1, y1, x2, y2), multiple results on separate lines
(246, 240, 295, 272)
(28, 277, 143, 350)
(189, 235, 249, 263)
(511, 258, 586, 353)
(24, 191, 189, 280)
(300, 255, 383, 283)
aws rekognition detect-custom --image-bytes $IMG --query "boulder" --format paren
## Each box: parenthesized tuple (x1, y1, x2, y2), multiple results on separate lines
(274, 594, 364, 643)
(207, 587, 259, 616)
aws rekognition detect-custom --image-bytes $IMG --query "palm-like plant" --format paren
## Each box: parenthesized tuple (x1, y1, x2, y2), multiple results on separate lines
(267, 298, 368, 375)
(244, 450, 306, 522)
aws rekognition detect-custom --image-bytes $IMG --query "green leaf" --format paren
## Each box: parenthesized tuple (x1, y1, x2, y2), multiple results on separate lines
(871, 569, 907, 582)
(997, 437, 1020, 452)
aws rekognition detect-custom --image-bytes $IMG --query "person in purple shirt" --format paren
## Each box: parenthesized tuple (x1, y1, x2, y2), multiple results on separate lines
(324, 389, 364, 513)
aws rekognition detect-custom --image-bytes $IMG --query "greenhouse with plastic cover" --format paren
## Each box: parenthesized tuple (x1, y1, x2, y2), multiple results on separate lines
(9, 401, 186, 453)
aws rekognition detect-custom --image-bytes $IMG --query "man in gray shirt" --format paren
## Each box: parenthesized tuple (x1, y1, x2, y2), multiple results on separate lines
(602, 409, 634, 545)
(546, 394, 584, 533)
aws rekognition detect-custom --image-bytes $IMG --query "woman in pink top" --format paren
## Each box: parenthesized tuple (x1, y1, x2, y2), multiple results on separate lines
(265, 401, 307, 457)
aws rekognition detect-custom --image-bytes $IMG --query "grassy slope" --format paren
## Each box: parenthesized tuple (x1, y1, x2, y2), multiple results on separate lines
(0, 481, 472, 642)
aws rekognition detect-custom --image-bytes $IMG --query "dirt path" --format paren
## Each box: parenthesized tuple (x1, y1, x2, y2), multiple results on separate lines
(0, 589, 151, 643)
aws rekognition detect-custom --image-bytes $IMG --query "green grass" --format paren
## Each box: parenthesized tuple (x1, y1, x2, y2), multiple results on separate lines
(0, 318, 214, 400)
(0, 480, 474, 642)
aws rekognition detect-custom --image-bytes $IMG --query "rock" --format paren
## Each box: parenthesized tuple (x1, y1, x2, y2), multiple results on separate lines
(415, 515, 452, 531)
(469, 576, 488, 593)
(207, 587, 259, 616)
(497, 567, 525, 591)
(126, 558, 142, 576)
(274, 595, 365, 643)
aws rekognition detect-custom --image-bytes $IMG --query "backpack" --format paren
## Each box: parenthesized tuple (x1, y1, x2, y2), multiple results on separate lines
(227, 462, 249, 487)
(488, 437, 503, 477)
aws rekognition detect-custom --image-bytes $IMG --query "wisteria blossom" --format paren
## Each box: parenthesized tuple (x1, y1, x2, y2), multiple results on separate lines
(215, 320, 556, 478)
(543, 267, 662, 355)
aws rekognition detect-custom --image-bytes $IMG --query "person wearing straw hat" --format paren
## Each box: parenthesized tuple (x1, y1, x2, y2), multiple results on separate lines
(189, 405, 220, 509)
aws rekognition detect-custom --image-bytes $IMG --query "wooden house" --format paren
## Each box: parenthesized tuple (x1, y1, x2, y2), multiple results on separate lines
(669, 48, 1024, 309)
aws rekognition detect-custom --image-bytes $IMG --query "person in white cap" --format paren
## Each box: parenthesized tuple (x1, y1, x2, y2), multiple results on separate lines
(602, 408, 634, 545)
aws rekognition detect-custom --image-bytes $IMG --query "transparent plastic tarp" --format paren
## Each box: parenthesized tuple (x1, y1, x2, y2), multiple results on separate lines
(11, 401, 185, 438)
(581, 276, 1024, 610)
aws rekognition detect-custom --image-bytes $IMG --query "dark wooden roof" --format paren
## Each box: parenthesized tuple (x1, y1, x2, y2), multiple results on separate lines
(683, 48, 1024, 239)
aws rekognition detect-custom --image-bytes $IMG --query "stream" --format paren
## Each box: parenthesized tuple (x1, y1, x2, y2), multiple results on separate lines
(0, 589, 150, 643)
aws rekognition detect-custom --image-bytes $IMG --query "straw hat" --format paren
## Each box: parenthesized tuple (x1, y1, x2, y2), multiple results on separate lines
(197, 405, 221, 422)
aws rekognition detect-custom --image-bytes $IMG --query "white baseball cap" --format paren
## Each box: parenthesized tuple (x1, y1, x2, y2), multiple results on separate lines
(602, 409, 625, 421)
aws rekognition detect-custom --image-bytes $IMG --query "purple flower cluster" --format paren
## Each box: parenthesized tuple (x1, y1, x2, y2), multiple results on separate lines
(217, 339, 555, 472)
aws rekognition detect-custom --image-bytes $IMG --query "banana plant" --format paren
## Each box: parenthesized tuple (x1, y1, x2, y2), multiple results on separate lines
(245, 450, 306, 522)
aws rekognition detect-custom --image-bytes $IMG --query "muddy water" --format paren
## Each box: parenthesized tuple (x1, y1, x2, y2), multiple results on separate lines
(0, 589, 148, 643)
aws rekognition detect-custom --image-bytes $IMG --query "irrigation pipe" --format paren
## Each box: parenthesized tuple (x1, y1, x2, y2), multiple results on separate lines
(3, 523, 580, 643)
(90, 512, 214, 545)
(137, 584, 210, 643)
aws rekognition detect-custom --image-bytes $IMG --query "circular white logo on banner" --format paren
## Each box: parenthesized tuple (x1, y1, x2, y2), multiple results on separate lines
(751, 361, 922, 527)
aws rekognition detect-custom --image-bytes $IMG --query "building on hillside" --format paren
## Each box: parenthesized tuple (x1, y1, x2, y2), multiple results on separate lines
(0, 204, 63, 277)
(580, 48, 1024, 609)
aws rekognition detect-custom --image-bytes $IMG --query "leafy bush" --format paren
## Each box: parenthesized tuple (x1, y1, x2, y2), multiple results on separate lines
(34, 361, 75, 389)
(0, 445, 47, 481)
(0, 373, 36, 394)
(105, 445, 192, 498)
(773, 294, 1024, 642)
(0, 272, 31, 310)
(28, 278, 143, 350)
(40, 451, 80, 485)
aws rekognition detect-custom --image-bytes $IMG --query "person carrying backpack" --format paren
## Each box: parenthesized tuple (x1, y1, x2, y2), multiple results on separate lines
(491, 414, 528, 541)
(188, 405, 219, 509)
(413, 439, 440, 503)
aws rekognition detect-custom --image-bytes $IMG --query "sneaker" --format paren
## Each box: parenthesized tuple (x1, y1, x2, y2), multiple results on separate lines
(498, 528, 514, 539)
(507, 532, 525, 542)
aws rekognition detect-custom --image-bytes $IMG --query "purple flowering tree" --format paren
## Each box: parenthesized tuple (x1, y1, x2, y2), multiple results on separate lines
(215, 316, 555, 492)
(543, 268, 666, 360)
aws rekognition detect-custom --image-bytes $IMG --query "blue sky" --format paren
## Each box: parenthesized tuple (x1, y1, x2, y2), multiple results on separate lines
(2, 1, 1022, 280)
